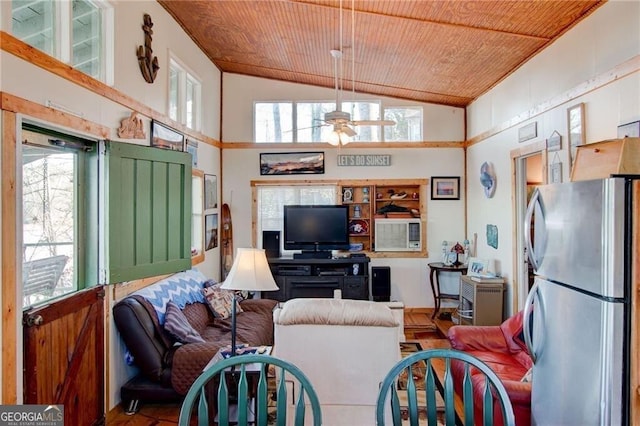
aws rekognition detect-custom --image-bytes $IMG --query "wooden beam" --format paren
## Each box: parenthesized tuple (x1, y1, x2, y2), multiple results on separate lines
(2, 111, 18, 404)
(0, 31, 220, 148)
(468, 55, 640, 148)
(2, 92, 110, 139)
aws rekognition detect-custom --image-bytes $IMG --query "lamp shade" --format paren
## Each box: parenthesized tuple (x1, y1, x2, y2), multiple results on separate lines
(220, 248, 278, 292)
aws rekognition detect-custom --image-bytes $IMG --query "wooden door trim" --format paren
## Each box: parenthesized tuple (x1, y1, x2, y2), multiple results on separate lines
(1, 110, 18, 404)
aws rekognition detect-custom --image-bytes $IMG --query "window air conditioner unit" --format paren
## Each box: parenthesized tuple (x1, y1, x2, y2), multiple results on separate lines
(374, 218, 421, 252)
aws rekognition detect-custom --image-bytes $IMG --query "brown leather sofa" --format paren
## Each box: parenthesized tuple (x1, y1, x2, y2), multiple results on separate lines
(113, 273, 277, 413)
(447, 311, 532, 426)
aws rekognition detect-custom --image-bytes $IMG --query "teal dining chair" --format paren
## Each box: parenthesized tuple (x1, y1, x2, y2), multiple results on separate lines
(178, 353, 322, 426)
(376, 348, 515, 426)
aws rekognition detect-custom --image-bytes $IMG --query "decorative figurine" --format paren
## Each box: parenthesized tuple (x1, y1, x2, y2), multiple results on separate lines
(442, 241, 449, 263)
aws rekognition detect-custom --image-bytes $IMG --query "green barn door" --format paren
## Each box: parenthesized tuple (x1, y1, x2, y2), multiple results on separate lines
(104, 142, 192, 283)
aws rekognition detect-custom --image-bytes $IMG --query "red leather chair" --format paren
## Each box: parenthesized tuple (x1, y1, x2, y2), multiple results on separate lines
(447, 311, 532, 426)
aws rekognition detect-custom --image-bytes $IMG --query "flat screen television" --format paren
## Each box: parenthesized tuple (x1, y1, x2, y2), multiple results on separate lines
(283, 205, 349, 257)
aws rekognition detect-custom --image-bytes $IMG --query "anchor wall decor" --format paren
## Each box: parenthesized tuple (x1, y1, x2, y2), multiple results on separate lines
(137, 14, 159, 83)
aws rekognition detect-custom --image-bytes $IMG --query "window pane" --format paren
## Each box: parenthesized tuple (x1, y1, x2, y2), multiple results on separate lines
(22, 144, 77, 307)
(257, 186, 336, 254)
(384, 107, 423, 141)
(344, 101, 382, 142)
(12, 0, 55, 55)
(296, 102, 335, 143)
(255, 102, 293, 142)
(169, 64, 179, 121)
(186, 76, 195, 129)
(72, 0, 101, 78)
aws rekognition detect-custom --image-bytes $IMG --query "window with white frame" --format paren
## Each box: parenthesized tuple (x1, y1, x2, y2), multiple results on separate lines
(21, 125, 96, 308)
(256, 185, 337, 255)
(11, 0, 114, 83)
(384, 107, 423, 141)
(255, 101, 419, 143)
(255, 102, 293, 143)
(169, 57, 202, 131)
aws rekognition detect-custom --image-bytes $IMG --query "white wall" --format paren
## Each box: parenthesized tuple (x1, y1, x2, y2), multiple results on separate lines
(465, 0, 640, 315)
(1, 1, 223, 409)
(222, 74, 467, 308)
(222, 74, 465, 142)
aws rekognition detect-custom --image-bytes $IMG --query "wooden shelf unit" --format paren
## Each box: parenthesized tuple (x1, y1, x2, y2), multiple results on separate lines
(339, 179, 428, 257)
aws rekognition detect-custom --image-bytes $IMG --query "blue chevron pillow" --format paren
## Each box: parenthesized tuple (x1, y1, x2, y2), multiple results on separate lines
(132, 268, 208, 325)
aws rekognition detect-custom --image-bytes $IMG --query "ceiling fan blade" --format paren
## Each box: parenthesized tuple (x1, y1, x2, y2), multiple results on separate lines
(283, 123, 328, 133)
(352, 119, 396, 126)
(341, 125, 357, 137)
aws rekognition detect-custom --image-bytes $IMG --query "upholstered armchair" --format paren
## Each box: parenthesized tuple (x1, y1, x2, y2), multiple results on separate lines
(273, 298, 401, 426)
(447, 310, 533, 426)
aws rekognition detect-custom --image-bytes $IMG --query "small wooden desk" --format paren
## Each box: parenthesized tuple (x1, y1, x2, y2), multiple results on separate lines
(427, 262, 468, 319)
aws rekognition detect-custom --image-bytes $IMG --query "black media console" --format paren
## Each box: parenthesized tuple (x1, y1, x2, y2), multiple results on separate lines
(263, 256, 370, 302)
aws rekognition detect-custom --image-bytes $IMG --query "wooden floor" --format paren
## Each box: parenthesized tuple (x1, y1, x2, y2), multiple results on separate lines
(107, 307, 453, 425)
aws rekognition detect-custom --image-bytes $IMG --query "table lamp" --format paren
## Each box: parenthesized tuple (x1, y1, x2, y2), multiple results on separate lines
(221, 248, 278, 356)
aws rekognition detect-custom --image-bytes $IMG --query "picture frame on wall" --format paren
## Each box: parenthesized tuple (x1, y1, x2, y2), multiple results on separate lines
(546, 131, 562, 152)
(567, 103, 585, 147)
(567, 103, 585, 170)
(260, 152, 325, 175)
(151, 120, 184, 151)
(204, 174, 217, 210)
(205, 214, 218, 251)
(431, 176, 460, 200)
(185, 138, 198, 167)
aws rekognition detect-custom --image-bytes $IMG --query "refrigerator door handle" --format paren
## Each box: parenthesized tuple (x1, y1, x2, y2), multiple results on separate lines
(524, 188, 542, 271)
(523, 281, 542, 363)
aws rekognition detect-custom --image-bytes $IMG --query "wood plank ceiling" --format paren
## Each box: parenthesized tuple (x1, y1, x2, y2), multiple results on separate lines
(159, 0, 604, 108)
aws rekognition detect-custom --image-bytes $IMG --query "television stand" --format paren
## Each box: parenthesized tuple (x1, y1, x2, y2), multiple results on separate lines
(293, 251, 333, 260)
(264, 256, 370, 302)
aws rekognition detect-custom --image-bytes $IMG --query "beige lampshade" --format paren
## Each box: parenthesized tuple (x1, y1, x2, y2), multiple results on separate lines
(220, 248, 278, 292)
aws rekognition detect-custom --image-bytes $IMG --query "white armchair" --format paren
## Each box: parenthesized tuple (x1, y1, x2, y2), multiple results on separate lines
(273, 298, 401, 425)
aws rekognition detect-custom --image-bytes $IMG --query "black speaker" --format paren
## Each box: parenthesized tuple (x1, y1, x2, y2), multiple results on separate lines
(262, 230, 280, 259)
(372, 266, 391, 302)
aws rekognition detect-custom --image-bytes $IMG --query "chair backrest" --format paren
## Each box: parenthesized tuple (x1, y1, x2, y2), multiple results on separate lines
(23, 255, 68, 299)
(376, 348, 516, 426)
(179, 354, 322, 426)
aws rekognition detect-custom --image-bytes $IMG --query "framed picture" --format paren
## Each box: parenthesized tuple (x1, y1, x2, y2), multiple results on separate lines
(260, 152, 325, 175)
(567, 103, 585, 147)
(567, 103, 585, 170)
(550, 162, 563, 183)
(546, 131, 562, 152)
(342, 187, 354, 203)
(205, 214, 218, 251)
(518, 122, 537, 143)
(431, 176, 460, 200)
(151, 120, 184, 151)
(185, 138, 198, 167)
(204, 174, 217, 210)
(467, 257, 490, 277)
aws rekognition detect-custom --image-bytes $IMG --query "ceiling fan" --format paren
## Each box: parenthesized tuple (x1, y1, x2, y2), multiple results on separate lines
(322, 3, 395, 146)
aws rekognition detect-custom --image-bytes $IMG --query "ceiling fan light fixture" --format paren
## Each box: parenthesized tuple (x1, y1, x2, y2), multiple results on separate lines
(328, 125, 351, 146)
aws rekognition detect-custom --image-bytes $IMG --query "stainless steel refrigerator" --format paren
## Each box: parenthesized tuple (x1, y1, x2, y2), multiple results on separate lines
(524, 176, 638, 425)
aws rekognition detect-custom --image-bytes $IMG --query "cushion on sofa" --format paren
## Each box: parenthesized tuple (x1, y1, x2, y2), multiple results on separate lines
(132, 268, 209, 324)
(163, 301, 205, 344)
(170, 298, 277, 395)
(202, 283, 243, 319)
